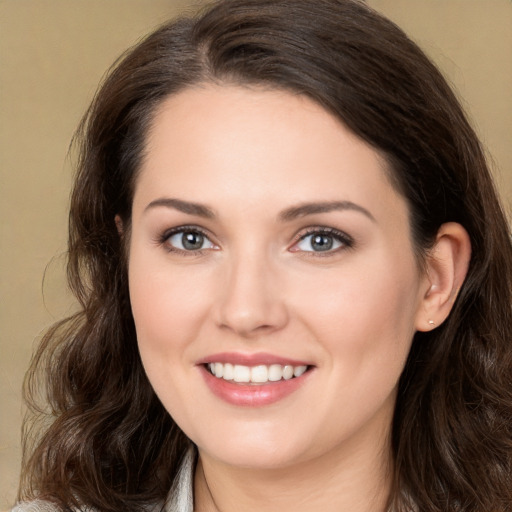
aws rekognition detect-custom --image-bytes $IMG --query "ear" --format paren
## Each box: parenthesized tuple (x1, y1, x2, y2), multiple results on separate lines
(114, 215, 124, 236)
(415, 222, 471, 332)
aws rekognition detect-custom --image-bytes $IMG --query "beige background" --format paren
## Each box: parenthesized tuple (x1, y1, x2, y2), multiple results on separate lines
(1, 0, 511, 508)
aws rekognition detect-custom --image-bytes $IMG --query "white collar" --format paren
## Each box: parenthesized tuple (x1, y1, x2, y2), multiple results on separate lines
(163, 447, 196, 512)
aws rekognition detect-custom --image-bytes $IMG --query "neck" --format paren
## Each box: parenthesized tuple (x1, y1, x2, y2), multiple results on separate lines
(194, 423, 393, 512)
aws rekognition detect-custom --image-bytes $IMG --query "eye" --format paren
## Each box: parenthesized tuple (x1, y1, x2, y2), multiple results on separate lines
(291, 228, 352, 253)
(164, 228, 216, 252)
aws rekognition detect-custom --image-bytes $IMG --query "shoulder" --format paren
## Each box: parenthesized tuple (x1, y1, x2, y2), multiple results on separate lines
(11, 501, 97, 512)
(10, 501, 95, 512)
(11, 501, 62, 512)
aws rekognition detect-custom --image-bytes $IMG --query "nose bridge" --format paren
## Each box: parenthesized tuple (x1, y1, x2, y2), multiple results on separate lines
(215, 244, 288, 336)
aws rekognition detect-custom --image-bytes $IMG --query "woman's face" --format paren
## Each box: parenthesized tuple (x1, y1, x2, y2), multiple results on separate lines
(128, 85, 430, 469)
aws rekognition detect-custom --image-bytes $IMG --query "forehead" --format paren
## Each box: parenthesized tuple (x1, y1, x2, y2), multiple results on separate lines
(133, 84, 407, 227)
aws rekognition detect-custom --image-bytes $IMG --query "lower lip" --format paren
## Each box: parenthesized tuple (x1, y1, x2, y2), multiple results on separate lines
(199, 366, 312, 407)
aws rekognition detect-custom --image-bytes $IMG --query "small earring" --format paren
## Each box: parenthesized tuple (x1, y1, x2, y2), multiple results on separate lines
(428, 319, 435, 327)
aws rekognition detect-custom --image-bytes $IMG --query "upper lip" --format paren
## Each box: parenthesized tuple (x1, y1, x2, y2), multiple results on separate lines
(196, 352, 312, 367)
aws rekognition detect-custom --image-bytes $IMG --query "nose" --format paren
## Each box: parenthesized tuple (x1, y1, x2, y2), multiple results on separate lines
(214, 252, 289, 338)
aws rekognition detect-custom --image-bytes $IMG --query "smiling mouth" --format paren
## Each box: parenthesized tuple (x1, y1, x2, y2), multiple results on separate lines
(206, 363, 310, 384)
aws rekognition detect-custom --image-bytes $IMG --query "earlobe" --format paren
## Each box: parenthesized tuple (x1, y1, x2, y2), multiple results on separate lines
(416, 222, 471, 332)
(115, 215, 124, 237)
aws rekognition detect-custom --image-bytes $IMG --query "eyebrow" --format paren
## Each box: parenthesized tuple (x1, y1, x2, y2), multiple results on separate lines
(144, 197, 375, 223)
(144, 198, 215, 218)
(278, 201, 376, 222)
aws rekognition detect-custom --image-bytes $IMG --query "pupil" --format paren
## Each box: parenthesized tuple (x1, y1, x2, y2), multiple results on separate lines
(312, 234, 333, 251)
(182, 232, 203, 250)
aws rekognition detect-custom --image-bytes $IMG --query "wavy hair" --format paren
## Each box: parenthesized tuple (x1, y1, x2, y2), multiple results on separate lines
(19, 0, 512, 510)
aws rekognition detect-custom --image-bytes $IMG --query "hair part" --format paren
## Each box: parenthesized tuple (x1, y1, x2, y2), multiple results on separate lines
(20, 1, 512, 511)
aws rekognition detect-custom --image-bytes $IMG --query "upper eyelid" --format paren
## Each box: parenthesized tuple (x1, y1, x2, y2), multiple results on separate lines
(161, 225, 212, 239)
(293, 226, 353, 242)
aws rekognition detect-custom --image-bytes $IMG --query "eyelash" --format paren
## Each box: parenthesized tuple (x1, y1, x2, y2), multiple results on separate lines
(158, 225, 216, 256)
(291, 227, 354, 256)
(157, 226, 354, 256)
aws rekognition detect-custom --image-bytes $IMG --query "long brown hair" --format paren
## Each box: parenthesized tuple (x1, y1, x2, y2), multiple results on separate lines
(19, 0, 512, 510)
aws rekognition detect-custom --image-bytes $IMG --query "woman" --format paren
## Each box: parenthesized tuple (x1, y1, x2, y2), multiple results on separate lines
(15, 0, 512, 511)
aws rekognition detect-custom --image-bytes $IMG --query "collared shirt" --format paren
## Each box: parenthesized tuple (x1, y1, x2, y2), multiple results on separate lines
(163, 447, 195, 512)
(12, 448, 196, 512)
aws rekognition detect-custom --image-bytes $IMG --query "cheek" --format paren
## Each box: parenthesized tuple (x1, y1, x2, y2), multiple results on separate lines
(127, 250, 214, 418)
(295, 249, 421, 368)
(292, 255, 420, 440)
(128, 249, 213, 359)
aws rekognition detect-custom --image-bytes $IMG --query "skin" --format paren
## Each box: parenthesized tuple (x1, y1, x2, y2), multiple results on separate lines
(126, 85, 470, 512)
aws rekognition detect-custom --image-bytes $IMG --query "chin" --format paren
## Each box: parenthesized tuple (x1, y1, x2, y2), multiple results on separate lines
(205, 445, 305, 470)
(192, 422, 321, 470)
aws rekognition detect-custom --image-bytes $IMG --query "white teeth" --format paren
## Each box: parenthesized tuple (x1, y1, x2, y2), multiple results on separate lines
(251, 365, 269, 383)
(294, 365, 307, 377)
(233, 365, 251, 382)
(223, 363, 234, 380)
(208, 362, 309, 383)
(283, 365, 294, 380)
(268, 364, 283, 382)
